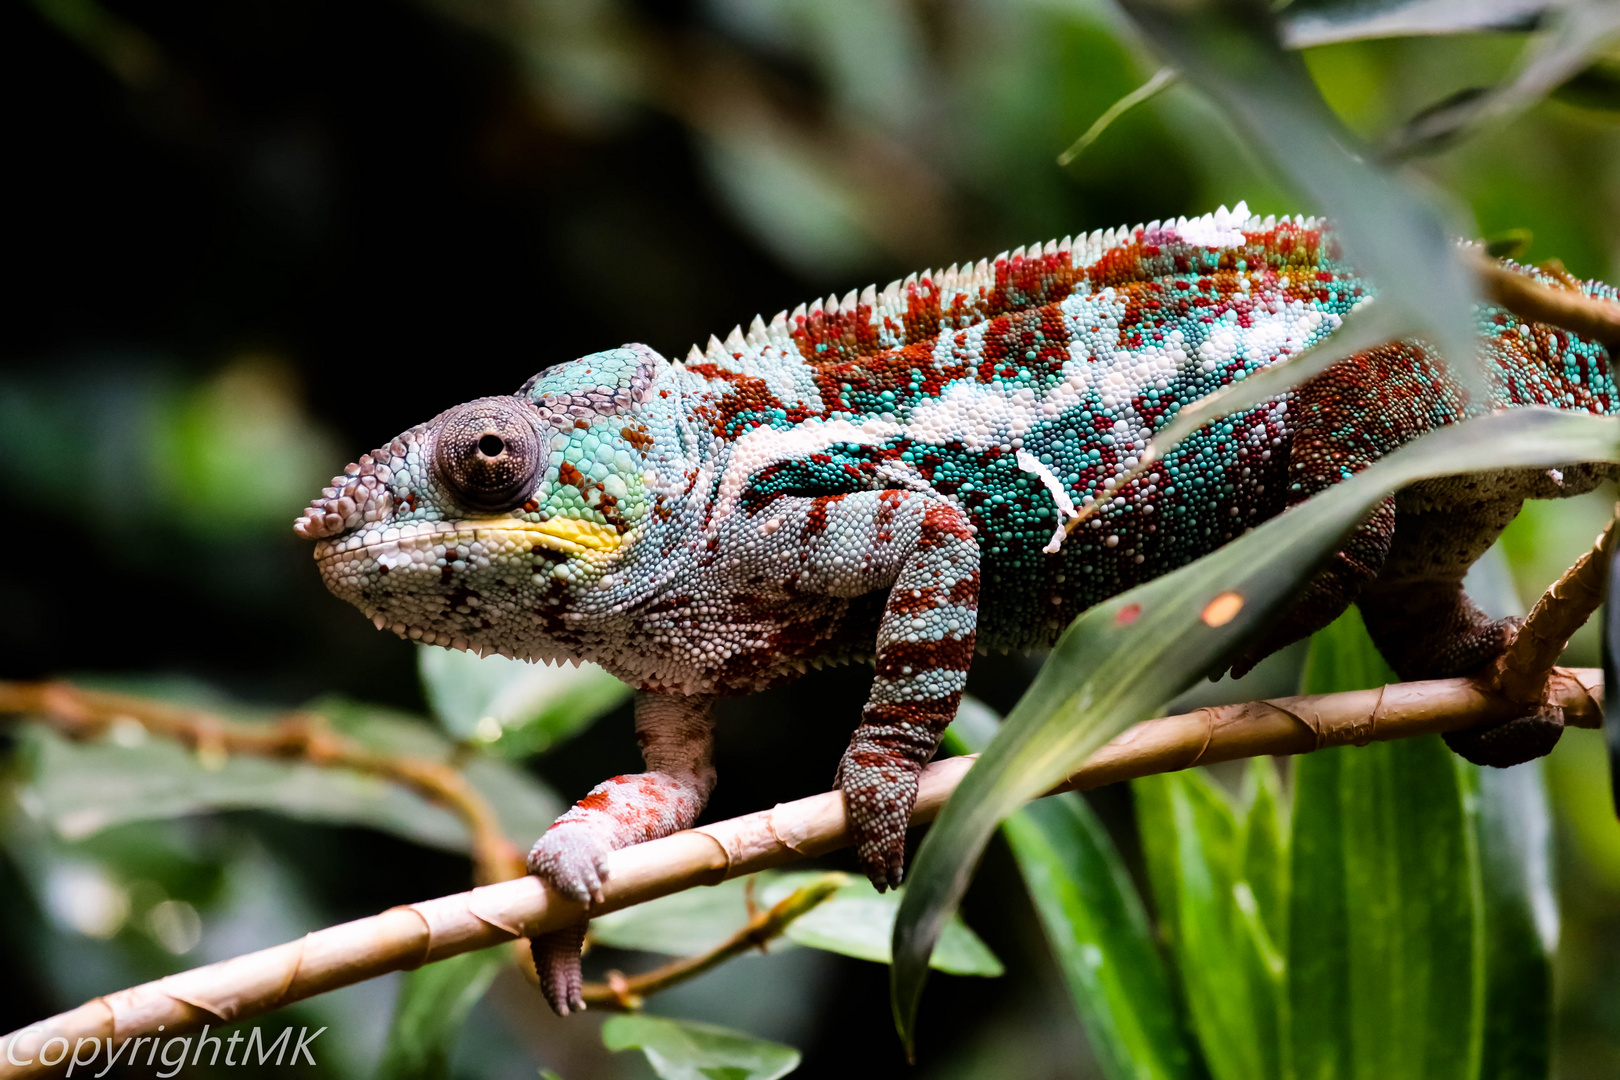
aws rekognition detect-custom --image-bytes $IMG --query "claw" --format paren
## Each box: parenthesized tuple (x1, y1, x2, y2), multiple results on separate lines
(531, 922, 588, 1016)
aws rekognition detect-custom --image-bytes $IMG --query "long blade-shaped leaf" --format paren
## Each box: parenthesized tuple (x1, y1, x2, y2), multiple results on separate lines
(946, 709, 1195, 1080)
(1163, 772, 1274, 1080)
(1289, 610, 1483, 1080)
(376, 949, 503, 1080)
(1116, 0, 1485, 402)
(1278, 0, 1555, 49)
(1475, 762, 1557, 1080)
(892, 407, 1620, 1052)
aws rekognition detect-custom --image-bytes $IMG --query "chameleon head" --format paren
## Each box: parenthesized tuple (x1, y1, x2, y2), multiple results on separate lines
(293, 346, 668, 659)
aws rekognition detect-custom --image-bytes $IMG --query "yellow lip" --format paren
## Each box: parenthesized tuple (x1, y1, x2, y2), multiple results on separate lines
(499, 516, 623, 554)
(315, 515, 624, 561)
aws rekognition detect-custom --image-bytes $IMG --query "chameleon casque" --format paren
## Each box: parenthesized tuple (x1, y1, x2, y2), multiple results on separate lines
(295, 203, 1619, 1014)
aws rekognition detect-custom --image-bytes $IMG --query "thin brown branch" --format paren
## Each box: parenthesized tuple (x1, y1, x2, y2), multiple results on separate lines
(1494, 503, 1620, 705)
(1473, 251, 1620, 346)
(581, 873, 845, 1011)
(0, 664, 1602, 1078)
(0, 684, 526, 886)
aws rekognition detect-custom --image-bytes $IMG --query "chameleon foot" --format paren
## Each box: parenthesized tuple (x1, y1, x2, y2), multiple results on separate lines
(836, 752, 915, 891)
(530, 921, 588, 1016)
(1443, 704, 1565, 768)
(528, 825, 614, 905)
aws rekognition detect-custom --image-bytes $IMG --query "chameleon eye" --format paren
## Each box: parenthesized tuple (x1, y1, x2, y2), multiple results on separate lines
(432, 397, 541, 513)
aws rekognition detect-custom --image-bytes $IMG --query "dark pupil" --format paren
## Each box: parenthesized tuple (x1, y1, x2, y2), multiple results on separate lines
(477, 433, 505, 457)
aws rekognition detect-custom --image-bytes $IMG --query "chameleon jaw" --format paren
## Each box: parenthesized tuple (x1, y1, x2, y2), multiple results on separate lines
(311, 515, 625, 563)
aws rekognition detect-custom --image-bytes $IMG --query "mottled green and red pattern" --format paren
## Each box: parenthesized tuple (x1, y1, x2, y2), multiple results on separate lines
(297, 204, 1619, 1015)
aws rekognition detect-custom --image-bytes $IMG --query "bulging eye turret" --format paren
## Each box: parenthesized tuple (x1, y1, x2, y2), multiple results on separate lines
(432, 396, 543, 513)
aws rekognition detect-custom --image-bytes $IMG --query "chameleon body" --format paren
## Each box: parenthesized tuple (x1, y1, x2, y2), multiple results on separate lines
(296, 203, 1619, 1013)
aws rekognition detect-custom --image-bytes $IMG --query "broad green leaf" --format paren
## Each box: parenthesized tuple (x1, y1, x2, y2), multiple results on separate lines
(589, 876, 757, 955)
(945, 704, 1194, 1080)
(1290, 611, 1483, 1080)
(1278, 0, 1553, 48)
(1008, 796, 1194, 1080)
(1137, 770, 1280, 1080)
(17, 725, 469, 851)
(892, 408, 1620, 1052)
(1240, 757, 1290, 951)
(1475, 762, 1556, 1080)
(1116, 0, 1486, 405)
(1298, 607, 1399, 696)
(761, 872, 1002, 977)
(589, 871, 1001, 976)
(601, 1015, 800, 1080)
(375, 948, 503, 1080)
(15, 694, 561, 856)
(417, 645, 629, 756)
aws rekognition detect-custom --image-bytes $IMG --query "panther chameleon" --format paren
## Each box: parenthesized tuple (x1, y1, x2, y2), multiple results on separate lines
(295, 203, 1620, 1014)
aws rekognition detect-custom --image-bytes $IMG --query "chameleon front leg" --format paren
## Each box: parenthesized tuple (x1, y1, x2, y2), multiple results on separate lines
(526, 691, 717, 1014)
(772, 491, 980, 889)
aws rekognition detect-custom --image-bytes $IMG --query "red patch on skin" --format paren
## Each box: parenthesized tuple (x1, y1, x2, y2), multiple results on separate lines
(877, 636, 974, 676)
(806, 494, 845, 535)
(557, 461, 585, 489)
(1115, 603, 1142, 625)
(947, 570, 981, 605)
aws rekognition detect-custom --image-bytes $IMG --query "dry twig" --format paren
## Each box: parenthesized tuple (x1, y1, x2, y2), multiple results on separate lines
(580, 874, 846, 1011)
(0, 684, 525, 885)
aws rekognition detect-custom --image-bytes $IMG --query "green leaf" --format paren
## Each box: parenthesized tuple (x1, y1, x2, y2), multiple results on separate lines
(589, 871, 1002, 977)
(588, 876, 756, 955)
(18, 724, 470, 851)
(1137, 770, 1281, 1080)
(1115, 0, 1486, 404)
(1278, 0, 1553, 49)
(1298, 607, 1398, 697)
(891, 408, 1620, 1052)
(15, 693, 561, 855)
(375, 949, 503, 1080)
(1382, 0, 1620, 159)
(1475, 762, 1556, 1079)
(763, 872, 1002, 977)
(1005, 796, 1194, 1080)
(945, 700, 1193, 1080)
(1289, 613, 1484, 1080)
(417, 645, 630, 755)
(600, 1015, 800, 1080)
(1239, 757, 1290, 955)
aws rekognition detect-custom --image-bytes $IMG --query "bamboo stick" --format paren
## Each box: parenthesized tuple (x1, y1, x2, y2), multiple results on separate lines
(0, 667, 1602, 1078)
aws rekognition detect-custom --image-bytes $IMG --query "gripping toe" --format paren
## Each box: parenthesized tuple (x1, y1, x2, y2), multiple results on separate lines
(1443, 705, 1565, 768)
(531, 922, 588, 1016)
(528, 826, 612, 905)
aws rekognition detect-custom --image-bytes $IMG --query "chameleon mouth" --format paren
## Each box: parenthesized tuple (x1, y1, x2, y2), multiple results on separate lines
(312, 515, 624, 563)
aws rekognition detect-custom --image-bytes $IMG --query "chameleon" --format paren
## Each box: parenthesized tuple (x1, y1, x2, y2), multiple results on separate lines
(295, 203, 1619, 1014)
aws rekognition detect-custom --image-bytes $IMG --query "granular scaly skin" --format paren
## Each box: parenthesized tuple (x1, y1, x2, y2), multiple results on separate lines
(296, 203, 1620, 1013)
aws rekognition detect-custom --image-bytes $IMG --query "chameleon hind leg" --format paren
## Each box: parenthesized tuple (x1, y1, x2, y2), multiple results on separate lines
(526, 692, 717, 1015)
(1225, 348, 1423, 676)
(1358, 487, 1565, 767)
